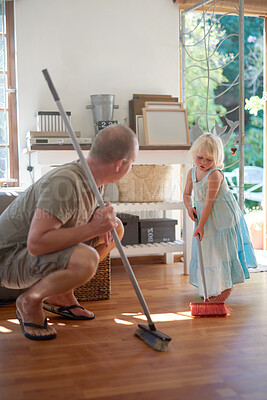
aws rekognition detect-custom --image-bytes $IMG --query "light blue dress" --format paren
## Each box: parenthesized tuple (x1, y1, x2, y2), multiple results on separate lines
(189, 165, 257, 297)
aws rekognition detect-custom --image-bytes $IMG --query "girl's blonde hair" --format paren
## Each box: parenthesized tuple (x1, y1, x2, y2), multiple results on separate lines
(190, 133, 224, 169)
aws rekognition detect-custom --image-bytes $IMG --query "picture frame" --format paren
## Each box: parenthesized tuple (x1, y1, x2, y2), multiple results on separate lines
(144, 101, 183, 109)
(135, 115, 146, 146)
(129, 94, 179, 131)
(142, 108, 190, 146)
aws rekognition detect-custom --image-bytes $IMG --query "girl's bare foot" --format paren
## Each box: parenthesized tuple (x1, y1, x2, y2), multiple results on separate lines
(212, 288, 233, 302)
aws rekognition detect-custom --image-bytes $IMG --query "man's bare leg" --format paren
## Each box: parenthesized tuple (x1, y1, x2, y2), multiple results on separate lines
(45, 220, 124, 319)
(16, 244, 99, 338)
(45, 220, 124, 318)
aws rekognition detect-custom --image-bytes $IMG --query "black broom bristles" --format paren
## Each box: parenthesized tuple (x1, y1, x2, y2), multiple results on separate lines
(134, 324, 171, 352)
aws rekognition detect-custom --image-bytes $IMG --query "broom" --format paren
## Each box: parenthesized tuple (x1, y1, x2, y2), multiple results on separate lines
(42, 69, 171, 351)
(190, 218, 229, 317)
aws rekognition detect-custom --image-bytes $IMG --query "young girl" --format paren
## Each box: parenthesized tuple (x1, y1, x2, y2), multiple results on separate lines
(183, 133, 257, 302)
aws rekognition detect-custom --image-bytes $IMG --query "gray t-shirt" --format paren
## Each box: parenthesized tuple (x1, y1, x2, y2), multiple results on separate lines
(0, 161, 99, 252)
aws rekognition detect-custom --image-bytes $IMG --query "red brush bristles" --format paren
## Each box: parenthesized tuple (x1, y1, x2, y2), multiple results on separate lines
(190, 301, 230, 317)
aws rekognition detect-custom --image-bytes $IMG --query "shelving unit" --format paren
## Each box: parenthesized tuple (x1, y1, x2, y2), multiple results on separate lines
(24, 145, 193, 274)
(111, 201, 186, 264)
(110, 148, 193, 273)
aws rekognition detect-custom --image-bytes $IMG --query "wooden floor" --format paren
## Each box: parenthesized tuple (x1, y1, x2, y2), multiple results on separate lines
(0, 261, 267, 400)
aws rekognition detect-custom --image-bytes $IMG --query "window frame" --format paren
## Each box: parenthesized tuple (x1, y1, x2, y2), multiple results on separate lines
(0, 0, 18, 187)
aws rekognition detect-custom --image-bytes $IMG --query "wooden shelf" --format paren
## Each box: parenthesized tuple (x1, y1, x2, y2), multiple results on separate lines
(139, 145, 191, 150)
(24, 144, 91, 152)
(25, 144, 190, 152)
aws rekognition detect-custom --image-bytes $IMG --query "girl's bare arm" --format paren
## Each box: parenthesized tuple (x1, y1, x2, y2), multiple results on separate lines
(183, 168, 197, 221)
(195, 170, 223, 239)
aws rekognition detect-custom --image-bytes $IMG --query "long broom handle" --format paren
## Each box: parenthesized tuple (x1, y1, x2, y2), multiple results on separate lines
(195, 219, 209, 301)
(42, 69, 156, 330)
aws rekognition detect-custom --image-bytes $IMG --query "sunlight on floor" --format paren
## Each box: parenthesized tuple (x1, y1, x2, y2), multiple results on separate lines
(114, 311, 193, 325)
(114, 318, 133, 325)
(0, 319, 19, 334)
(0, 326, 12, 333)
(0, 317, 70, 335)
(7, 319, 19, 324)
(2, 310, 193, 334)
(122, 312, 142, 316)
(133, 312, 193, 322)
(0, 319, 17, 334)
(0, 317, 81, 335)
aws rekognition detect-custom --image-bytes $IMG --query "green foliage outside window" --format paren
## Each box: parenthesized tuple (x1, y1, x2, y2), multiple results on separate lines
(185, 13, 264, 174)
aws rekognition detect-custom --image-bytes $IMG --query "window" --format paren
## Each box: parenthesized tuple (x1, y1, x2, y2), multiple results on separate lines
(0, 0, 18, 187)
(179, 1, 264, 215)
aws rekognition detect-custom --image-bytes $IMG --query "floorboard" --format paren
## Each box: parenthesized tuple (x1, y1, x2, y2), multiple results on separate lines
(0, 262, 266, 400)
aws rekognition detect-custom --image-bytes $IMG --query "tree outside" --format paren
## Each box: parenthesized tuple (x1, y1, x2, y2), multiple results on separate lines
(183, 12, 264, 210)
(220, 15, 264, 174)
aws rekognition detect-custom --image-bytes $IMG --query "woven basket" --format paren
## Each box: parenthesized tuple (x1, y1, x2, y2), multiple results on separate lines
(117, 164, 173, 202)
(74, 254, 111, 301)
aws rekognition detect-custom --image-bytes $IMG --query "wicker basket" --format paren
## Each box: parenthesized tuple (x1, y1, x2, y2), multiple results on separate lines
(116, 164, 173, 202)
(74, 254, 111, 301)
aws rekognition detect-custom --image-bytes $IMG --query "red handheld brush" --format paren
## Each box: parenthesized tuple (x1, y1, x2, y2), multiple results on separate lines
(190, 219, 229, 317)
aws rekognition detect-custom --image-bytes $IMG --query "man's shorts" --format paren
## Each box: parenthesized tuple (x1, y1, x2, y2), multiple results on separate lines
(0, 238, 99, 290)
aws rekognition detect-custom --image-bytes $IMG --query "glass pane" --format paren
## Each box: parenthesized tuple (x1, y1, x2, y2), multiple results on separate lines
(0, 109, 7, 145)
(0, 147, 8, 179)
(0, 73, 6, 108)
(5, 108, 9, 143)
(0, 2, 5, 35)
(0, 1, 9, 182)
(0, 1, 11, 183)
(0, 37, 4, 72)
(0, 4, 2, 30)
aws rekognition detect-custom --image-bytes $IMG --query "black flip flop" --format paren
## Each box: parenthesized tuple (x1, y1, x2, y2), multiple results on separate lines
(43, 302, 95, 320)
(16, 309, 57, 340)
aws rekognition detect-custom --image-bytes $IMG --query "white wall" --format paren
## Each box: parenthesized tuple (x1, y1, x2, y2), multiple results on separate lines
(14, 0, 180, 187)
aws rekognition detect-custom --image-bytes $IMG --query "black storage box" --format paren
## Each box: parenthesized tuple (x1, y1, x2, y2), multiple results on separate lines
(139, 218, 177, 244)
(117, 213, 139, 245)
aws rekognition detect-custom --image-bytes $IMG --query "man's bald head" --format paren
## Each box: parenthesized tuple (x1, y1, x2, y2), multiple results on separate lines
(89, 124, 138, 163)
